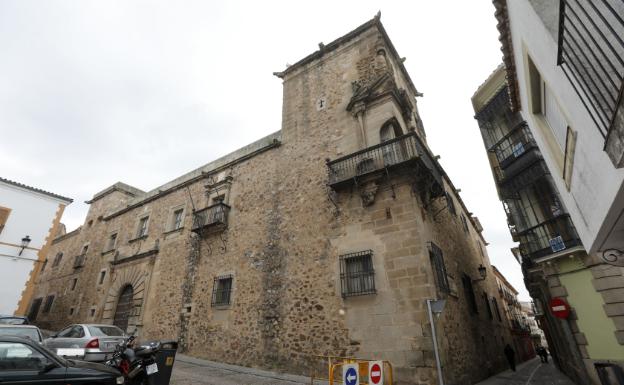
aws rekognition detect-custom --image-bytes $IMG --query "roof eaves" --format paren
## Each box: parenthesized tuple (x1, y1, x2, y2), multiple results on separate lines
(0, 177, 73, 204)
(493, 0, 521, 112)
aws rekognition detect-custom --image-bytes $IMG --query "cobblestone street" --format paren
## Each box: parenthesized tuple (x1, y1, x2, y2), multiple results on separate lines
(170, 354, 325, 385)
(475, 357, 577, 385)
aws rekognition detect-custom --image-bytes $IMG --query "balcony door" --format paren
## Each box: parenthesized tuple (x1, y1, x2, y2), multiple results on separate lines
(380, 119, 404, 166)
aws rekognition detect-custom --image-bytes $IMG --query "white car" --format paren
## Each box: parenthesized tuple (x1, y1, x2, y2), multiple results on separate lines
(0, 324, 44, 343)
(44, 324, 126, 362)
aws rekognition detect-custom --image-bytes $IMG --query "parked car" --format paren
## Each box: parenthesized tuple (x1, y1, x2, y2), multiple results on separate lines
(0, 325, 43, 343)
(44, 324, 126, 362)
(0, 335, 124, 384)
(0, 316, 29, 325)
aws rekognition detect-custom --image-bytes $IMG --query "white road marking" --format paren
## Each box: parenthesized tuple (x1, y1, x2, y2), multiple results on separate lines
(525, 362, 542, 385)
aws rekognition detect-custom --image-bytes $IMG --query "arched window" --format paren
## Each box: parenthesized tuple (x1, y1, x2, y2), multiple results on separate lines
(113, 285, 134, 331)
(380, 119, 404, 165)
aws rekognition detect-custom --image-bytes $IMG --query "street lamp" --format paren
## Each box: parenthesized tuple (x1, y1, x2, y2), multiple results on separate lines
(18, 235, 31, 256)
(473, 264, 487, 282)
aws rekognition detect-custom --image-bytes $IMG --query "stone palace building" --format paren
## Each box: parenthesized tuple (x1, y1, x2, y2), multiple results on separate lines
(27, 16, 519, 384)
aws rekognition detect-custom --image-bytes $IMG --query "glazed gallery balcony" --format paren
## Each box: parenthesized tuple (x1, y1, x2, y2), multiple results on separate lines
(191, 202, 230, 234)
(326, 132, 444, 195)
(518, 215, 583, 261)
(490, 123, 542, 184)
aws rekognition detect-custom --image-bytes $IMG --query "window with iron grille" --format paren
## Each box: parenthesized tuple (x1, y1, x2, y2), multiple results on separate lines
(136, 216, 149, 238)
(462, 274, 478, 315)
(460, 214, 469, 233)
(428, 242, 449, 294)
(445, 192, 456, 216)
(28, 298, 42, 321)
(172, 209, 184, 230)
(492, 298, 502, 322)
(339, 251, 376, 297)
(483, 292, 493, 319)
(211, 275, 233, 307)
(42, 295, 55, 313)
(52, 252, 63, 267)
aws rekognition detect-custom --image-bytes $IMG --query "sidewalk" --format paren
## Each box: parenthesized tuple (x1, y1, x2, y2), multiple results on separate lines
(475, 357, 577, 385)
(170, 354, 328, 385)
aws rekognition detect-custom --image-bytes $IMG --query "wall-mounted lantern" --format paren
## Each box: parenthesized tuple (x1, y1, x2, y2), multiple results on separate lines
(18, 235, 31, 256)
(473, 264, 487, 282)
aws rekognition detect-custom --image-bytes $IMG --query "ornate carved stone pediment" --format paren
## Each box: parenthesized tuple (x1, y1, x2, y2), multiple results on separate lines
(347, 72, 413, 119)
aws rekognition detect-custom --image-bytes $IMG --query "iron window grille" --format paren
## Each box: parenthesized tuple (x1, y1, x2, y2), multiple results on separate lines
(212, 275, 233, 307)
(172, 209, 184, 230)
(42, 295, 55, 313)
(557, 0, 624, 139)
(428, 242, 450, 294)
(52, 252, 63, 267)
(73, 254, 86, 269)
(28, 298, 42, 321)
(339, 251, 376, 298)
(137, 217, 149, 238)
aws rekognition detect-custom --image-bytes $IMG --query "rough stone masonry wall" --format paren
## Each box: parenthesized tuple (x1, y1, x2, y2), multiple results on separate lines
(31, 20, 513, 385)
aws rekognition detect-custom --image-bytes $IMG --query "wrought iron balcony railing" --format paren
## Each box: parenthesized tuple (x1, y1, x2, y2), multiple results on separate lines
(518, 215, 582, 260)
(191, 202, 230, 234)
(327, 132, 443, 192)
(73, 254, 86, 269)
(489, 122, 537, 169)
(557, 0, 624, 139)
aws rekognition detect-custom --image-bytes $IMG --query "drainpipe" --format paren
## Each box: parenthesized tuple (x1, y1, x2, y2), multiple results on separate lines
(427, 299, 445, 385)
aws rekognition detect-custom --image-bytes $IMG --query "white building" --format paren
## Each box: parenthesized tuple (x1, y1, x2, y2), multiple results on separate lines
(0, 177, 72, 316)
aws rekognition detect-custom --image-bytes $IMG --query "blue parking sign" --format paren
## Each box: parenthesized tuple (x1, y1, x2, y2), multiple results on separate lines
(343, 364, 358, 385)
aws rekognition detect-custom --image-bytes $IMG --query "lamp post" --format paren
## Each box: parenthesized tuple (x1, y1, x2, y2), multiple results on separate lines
(18, 235, 31, 256)
(427, 298, 446, 385)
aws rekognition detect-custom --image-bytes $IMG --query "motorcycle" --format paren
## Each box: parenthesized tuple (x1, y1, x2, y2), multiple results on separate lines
(105, 335, 160, 385)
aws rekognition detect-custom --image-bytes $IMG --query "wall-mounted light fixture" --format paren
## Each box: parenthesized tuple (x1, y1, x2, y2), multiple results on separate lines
(18, 235, 31, 256)
(472, 264, 487, 282)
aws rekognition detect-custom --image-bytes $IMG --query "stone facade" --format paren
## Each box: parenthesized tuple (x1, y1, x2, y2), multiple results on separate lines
(29, 17, 511, 384)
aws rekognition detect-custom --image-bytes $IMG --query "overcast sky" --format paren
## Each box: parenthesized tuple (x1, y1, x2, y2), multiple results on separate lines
(0, 1, 528, 299)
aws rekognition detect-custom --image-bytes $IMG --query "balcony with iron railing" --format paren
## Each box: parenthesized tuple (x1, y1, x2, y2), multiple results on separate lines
(73, 254, 86, 269)
(326, 132, 444, 195)
(557, 0, 624, 153)
(191, 202, 230, 234)
(517, 215, 583, 260)
(489, 122, 538, 168)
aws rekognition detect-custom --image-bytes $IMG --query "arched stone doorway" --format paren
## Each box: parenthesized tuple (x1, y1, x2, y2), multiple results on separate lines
(113, 284, 134, 331)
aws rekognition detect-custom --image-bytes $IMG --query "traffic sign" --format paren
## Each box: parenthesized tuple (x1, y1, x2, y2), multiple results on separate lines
(550, 297, 570, 319)
(343, 364, 359, 385)
(369, 361, 383, 385)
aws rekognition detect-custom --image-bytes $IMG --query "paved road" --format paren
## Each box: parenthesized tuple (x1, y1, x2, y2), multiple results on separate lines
(170, 354, 326, 385)
(475, 357, 577, 385)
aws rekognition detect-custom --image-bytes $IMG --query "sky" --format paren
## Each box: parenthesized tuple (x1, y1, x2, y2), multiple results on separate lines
(0, 1, 529, 299)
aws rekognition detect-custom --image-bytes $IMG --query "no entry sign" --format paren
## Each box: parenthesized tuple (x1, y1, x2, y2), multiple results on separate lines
(369, 361, 383, 385)
(550, 297, 571, 319)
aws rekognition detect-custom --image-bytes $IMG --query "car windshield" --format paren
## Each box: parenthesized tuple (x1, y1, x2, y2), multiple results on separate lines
(0, 327, 40, 341)
(0, 318, 27, 325)
(88, 326, 124, 336)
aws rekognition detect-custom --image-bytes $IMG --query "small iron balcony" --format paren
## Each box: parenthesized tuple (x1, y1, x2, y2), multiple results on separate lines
(192, 202, 230, 234)
(489, 122, 537, 168)
(326, 132, 443, 195)
(73, 254, 86, 269)
(517, 215, 582, 261)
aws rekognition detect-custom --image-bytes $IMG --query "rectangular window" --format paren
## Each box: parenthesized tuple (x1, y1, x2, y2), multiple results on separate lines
(172, 209, 184, 230)
(69, 307, 74, 316)
(211, 275, 233, 307)
(0, 206, 10, 235)
(106, 233, 117, 251)
(428, 242, 450, 294)
(543, 84, 568, 151)
(28, 298, 42, 321)
(483, 292, 493, 319)
(70, 278, 78, 291)
(52, 252, 63, 267)
(98, 270, 106, 285)
(73, 254, 85, 269)
(339, 251, 376, 297)
(492, 298, 502, 321)
(462, 274, 478, 315)
(460, 214, 469, 233)
(81, 245, 89, 255)
(89, 308, 96, 317)
(445, 192, 456, 216)
(40, 259, 48, 273)
(137, 217, 149, 238)
(42, 295, 55, 313)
